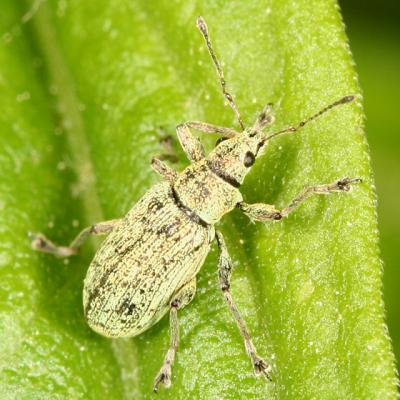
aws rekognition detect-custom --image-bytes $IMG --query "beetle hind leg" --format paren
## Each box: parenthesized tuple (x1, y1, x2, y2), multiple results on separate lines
(29, 219, 121, 258)
(215, 230, 272, 381)
(153, 278, 196, 392)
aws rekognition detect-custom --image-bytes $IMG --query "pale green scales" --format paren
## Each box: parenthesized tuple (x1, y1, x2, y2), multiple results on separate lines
(84, 140, 252, 338)
(30, 16, 361, 392)
(84, 180, 214, 337)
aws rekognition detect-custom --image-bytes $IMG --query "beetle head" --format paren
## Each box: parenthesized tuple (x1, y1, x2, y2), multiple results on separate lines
(207, 129, 269, 186)
(206, 104, 275, 186)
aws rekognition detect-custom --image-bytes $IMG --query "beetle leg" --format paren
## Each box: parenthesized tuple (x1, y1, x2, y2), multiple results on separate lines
(279, 177, 362, 218)
(215, 230, 272, 381)
(176, 122, 239, 162)
(238, 177, 362, 222)
(176, 123, 205, 162)
(151, 157, 179, 183)
(237, 202, 281, 223)
(156, 134, 179, 163)
(153, 304, 179, 392)
(154, 278, 196, 392)
(180, 121, 238, 138)
(29, 219, 122, 258)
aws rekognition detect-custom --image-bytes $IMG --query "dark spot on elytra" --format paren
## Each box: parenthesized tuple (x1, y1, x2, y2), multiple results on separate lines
(119, 298, 136, 316)
(156, 219, 181, 237)
(185, 169, 196, 179)
(85, 265, 114, 317)
(147, 198, 164, 212)
(114, 237, 141, 256)
(193, 243, 202, 252)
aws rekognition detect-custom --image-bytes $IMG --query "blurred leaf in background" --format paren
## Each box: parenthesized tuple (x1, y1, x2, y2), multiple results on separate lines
(0, 0, 398, 399)
(341, 0, 400, 372)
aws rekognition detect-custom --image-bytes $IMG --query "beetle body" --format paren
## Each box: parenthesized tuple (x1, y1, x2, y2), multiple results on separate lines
(83, 181, 212, 337)
(30, 15, 360, 391)
(83, 132, 258, 337)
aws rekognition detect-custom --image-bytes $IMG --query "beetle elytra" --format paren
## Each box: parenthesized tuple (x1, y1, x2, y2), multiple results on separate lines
(30, 16, 361, 392)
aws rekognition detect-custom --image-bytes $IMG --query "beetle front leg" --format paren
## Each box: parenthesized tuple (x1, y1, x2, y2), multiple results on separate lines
(29, 219, 122, 258)
(238, 177, 362, 222)
(151, 157, 179, 183)
(176, 122, 239, 162)
(154, 278, 197, 392)
(215, 231, 272, 380)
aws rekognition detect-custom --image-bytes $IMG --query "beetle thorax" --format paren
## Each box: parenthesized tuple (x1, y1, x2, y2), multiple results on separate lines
(173, 133, 264, 225)
(173, 161, 242, 225)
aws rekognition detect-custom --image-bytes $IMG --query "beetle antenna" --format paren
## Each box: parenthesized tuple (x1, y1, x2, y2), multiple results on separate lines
(262, 95, 356, 143)
(196, 16, 245, 131)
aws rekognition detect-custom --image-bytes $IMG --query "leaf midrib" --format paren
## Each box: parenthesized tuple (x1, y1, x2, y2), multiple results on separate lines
(26, 2, 140, 398)
(29, 3, 103, 225)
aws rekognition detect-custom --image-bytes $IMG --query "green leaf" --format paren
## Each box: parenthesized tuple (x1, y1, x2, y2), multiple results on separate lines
(0, 0, 397, 399)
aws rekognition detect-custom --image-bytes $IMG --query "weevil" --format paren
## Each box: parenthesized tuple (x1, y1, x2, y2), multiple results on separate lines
(30, 16, 361, 392)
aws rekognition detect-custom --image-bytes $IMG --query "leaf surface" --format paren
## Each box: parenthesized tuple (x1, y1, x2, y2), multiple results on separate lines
(0, 0, 397, 399)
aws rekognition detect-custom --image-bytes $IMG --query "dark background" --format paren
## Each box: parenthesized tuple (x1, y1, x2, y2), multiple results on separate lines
(340, 0, 400, 368)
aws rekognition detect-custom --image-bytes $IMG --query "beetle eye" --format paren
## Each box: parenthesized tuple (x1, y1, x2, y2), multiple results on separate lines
(243, 151, 255, 167)
(215, 137, 227, 146)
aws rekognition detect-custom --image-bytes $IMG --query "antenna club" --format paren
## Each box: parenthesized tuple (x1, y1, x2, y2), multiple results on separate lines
(340, 94, 355, 104)
(196, 16, 208, 35)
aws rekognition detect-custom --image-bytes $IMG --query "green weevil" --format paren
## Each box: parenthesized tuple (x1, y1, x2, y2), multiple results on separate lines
(30, 16, 361, 392)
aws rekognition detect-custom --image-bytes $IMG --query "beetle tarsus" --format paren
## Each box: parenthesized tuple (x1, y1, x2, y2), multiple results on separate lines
(29, 232, 77, 258)
(153, 367, 172, 392)
(252, 354, 272, 381)
(336, 177, 362, 191)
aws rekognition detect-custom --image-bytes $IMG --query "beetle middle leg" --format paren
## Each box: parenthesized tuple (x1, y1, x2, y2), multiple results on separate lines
(29, 219, 122, 258)
(237, 177, 362, 222)
(215, 230, 272, 380)
(153, 278, 197, 392)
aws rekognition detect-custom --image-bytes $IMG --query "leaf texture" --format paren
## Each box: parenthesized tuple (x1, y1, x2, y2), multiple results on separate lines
(0, 0, 397, 399)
